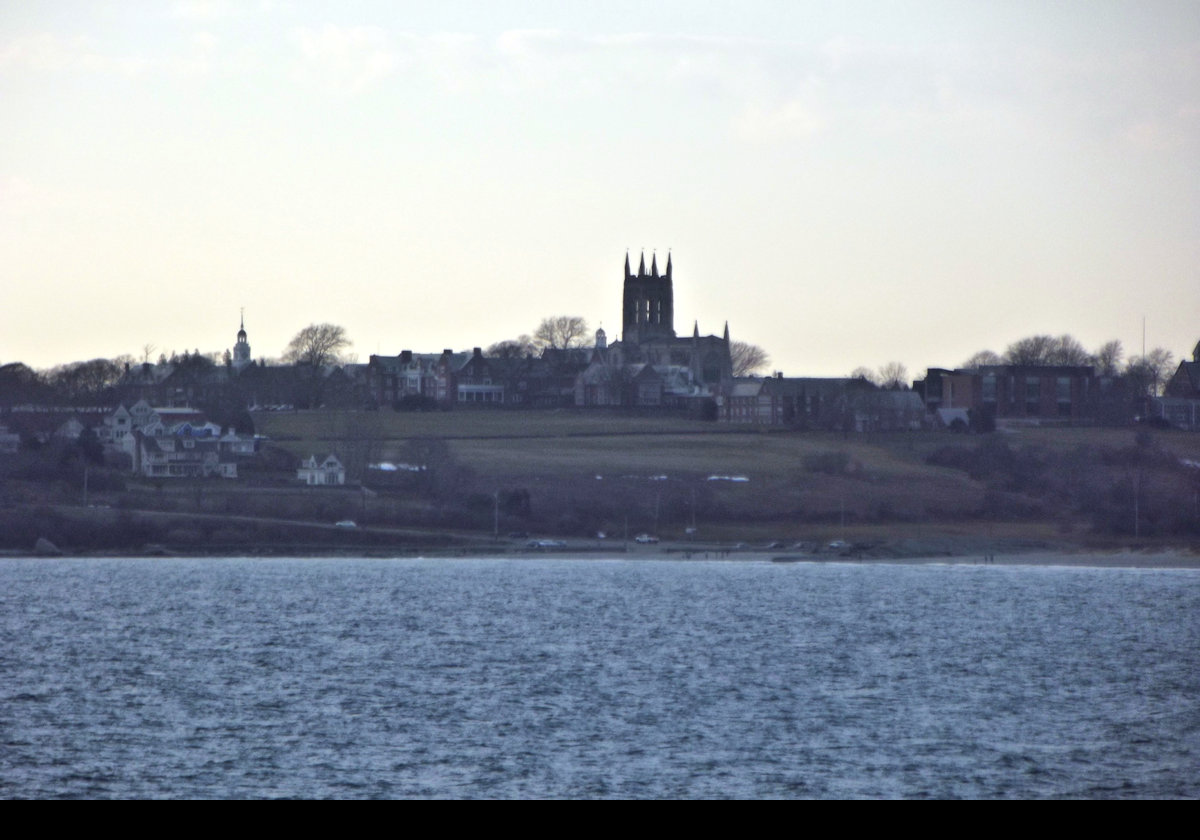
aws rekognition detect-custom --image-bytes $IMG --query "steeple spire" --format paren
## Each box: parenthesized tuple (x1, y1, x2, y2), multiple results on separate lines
(693, 321, 700, 339)
(233, 308, 252, 370)
(625, 251, 631, 280)
(651, 251, 659, 278)
(638, 251, 646, 277)
(666, 250, 672, 279)
(723, 321, 730, 343)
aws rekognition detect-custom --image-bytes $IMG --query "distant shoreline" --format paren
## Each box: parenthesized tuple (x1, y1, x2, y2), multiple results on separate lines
(4, 544, 1198, 569)
(762, 551, 1200, 570)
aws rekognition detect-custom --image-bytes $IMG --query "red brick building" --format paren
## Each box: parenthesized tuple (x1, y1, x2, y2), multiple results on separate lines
(919, 365, 1097, 423)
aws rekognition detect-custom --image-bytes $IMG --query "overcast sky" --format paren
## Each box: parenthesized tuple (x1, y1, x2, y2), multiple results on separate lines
(2, 1, 1197, 377)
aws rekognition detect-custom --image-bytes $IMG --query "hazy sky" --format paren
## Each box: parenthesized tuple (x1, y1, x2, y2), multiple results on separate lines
(2, 1, 1197, 377)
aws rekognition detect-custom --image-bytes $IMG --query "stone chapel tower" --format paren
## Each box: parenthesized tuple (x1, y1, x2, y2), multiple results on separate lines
(621, 251, 675, 344)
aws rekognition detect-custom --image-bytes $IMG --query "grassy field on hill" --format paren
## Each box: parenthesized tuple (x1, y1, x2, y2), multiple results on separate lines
(251, 409, 1200, 547)
(4, 410, 1196, 553)
(254, 408, 715, 443)
(255, 408, 1200, 475)
(255, 409, 975, 485)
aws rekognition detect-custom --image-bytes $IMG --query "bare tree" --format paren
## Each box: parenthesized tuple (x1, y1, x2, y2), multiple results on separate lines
(1003, 335, 1058, 365)
(44, 358, 123, 400)
(730, 341, 770, 377)
(486, 335, 539, 358)
(961, 350, 1002, 370)
(398, 437, 472, 499)
(877, 361, 910, 390)
(1003, 334, 1091, 366)
(1046, 334, 1091, 366)
(0, 362, 47, 408)
(327, 410, 386, 483)
(597, 356, 636, 405)
(1126, 348, 1175, 398)
(1091, 340, 1123, 376)
(534, 316, 589, 350)
(846, 363, 907, 389)
(282, 323, 352, 368)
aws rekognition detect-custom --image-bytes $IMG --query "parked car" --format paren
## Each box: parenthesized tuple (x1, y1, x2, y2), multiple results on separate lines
(635, 534, 659, 544)
(527, 539, 566, 549)
(335, 520, 357, 529)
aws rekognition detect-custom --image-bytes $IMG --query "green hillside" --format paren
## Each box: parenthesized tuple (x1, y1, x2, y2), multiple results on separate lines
(252, 410, 1200, 547)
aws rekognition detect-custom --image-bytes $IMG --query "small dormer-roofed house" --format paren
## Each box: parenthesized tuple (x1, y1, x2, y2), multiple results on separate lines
(298, 454, 346, 486)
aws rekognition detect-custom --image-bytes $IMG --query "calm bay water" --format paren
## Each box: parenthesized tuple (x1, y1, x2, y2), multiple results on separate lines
(1, 556, 1197, 798)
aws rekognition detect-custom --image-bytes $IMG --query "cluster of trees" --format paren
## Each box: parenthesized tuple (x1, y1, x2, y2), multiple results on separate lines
(1, 359, 130, 406)
(0, 357, 151, 405)
(961, 334, 1176, 397)
(844, 334, 1181, 399)
(485, 315, 772, 378)
(927, 432, 1200, 536)
(0, 322, 358, 413)
(10, 322, 1185, 422)
(486, 316, 591, 358)
(850, 362, 911, 390)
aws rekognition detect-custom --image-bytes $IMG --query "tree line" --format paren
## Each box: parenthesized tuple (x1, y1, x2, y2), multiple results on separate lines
(961, 334, 1175, 397)
(487, 315, 771, 377)
(4, 325, 1179, 410)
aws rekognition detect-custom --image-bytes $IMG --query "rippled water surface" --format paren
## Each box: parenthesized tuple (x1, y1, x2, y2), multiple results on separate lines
(2, 557, 1197, 798)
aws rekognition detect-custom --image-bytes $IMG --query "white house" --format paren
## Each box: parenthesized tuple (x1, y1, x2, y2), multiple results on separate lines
(298, 454, 346, 486)
(133, 432, 238, 479)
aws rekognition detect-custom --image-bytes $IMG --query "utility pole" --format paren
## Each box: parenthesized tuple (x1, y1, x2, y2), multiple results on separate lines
(691, 487, 697, 536)
(1134, 469, 1142, 539)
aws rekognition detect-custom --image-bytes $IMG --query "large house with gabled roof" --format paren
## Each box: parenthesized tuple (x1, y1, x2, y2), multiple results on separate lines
(297, 453, 346, 486)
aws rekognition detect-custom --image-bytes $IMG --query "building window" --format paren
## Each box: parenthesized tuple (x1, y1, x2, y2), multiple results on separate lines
(1057, 377, 1072, 416)
(982, 375, 996, 403)
(1025, 378, 1041, 415)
